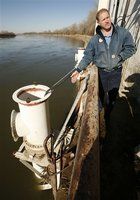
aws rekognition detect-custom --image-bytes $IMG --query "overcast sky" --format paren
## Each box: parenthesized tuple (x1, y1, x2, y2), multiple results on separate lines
(1, 0, 98, 33)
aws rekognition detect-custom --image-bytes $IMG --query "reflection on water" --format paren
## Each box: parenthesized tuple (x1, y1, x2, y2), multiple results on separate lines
(0, 35, 84, 200)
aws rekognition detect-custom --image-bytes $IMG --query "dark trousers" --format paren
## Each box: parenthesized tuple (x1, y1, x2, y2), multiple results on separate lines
(98, 67, 122, 116)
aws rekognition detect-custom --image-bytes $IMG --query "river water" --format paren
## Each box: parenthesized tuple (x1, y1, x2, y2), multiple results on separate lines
(0, 35, 84, 200)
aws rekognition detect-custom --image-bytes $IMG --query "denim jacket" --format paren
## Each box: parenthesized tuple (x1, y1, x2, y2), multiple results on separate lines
(76, 24, 136, 72)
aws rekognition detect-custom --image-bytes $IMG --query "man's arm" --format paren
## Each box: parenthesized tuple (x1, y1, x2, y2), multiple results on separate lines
(119, 30, 137, 61)
(71, 38, 95, 83)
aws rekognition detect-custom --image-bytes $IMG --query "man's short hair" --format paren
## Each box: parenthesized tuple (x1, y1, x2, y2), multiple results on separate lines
(96, 8, 110, 21)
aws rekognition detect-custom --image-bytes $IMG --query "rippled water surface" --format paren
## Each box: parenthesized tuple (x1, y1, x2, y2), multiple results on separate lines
(0, 35, 84, 200)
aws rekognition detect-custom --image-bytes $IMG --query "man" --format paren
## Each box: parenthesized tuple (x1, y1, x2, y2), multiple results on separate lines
(71, 8, 136, 117)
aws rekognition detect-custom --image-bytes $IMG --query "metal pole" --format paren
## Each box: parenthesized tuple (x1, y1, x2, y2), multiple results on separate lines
(44, 68, 76, 96)
(114, 0, 120, 24)
(54, 76, 89, 153)
(19, 159, 46, 181)
(121, 0, 131, 27)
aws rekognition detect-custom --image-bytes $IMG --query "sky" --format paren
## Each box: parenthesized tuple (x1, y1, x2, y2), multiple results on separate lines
(0, 0, 98, 33)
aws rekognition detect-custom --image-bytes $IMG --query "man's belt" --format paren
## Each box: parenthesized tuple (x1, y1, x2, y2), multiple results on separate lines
(101, 66, 122, 72)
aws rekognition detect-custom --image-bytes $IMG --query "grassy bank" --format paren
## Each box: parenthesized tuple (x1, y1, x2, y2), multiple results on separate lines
(58, 34, 91, 46)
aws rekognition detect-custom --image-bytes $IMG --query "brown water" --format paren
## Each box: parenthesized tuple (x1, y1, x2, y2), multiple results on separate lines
(0, 35, 84, 200)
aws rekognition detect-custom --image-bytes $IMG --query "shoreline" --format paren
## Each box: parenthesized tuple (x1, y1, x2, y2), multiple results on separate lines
(58, 34, 91, 46)
(0, 32, 16, 38)
(20, 33, 91, 46)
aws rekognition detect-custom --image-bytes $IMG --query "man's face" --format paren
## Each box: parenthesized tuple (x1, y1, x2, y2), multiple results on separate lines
(97, 11, 112, 30)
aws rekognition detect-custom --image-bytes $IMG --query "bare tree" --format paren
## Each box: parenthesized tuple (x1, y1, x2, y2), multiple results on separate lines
(44, 9, 96, 36)
(86, 10, 96, 35)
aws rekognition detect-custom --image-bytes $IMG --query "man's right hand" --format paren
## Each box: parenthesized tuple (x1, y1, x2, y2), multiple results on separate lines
(70, 71, 80, 83)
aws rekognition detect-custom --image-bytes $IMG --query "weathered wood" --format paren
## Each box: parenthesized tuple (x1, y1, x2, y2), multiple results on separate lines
(68, 65, 100, 200)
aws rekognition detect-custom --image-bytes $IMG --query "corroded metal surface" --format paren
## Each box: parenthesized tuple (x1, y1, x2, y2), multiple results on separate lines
(68, 65, 100, 200)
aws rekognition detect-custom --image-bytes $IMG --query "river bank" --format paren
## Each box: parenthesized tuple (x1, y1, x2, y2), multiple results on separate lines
(21, 32, 91, 46)
(0, 32, 16, 38)
(49, 34, 91, 46)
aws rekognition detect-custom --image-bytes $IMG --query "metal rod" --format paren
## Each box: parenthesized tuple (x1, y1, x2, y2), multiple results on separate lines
(44, 68, 76, 96)
(19, 159, 46, 181)
(114, 0, 120, 24)
(121, 0, 131, 27)
(53, 76, 88, 153)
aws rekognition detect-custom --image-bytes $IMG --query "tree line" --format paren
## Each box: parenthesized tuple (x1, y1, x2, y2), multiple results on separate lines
(1, 9, 96, 36)
(0, 31, 16, 38)
(43, 10, 96, 36)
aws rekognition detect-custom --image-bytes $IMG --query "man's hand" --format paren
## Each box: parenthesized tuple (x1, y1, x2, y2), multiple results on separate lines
(71, 71, 80, 83)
